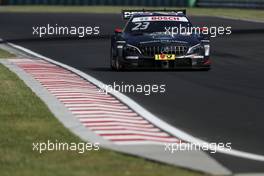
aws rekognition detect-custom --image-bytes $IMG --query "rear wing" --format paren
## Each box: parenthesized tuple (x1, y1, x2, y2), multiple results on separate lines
(122, 9, 186, 20)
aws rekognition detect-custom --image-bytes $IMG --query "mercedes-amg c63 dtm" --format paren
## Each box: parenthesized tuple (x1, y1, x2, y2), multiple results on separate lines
(110, 10, 211, 70)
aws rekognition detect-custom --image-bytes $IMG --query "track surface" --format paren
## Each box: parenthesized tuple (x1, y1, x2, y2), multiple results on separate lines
(1, 13, 264, 173)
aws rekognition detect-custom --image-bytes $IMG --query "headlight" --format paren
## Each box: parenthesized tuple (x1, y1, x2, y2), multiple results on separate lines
(187, 44, 203, 55)
(204, 45, 210, 56)
(125, 44, 141, 54)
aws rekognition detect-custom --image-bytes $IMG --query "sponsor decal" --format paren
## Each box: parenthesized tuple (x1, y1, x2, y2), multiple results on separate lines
(132, 16, 188, 22)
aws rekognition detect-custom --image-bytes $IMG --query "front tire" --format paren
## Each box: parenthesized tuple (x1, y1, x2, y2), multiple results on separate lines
(115, 57, 123, 71)
(110, 45, 124, 71)
(110, 46, 116, 70)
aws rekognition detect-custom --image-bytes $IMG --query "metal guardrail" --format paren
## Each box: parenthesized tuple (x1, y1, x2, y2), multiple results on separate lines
(0, 0, 196, 7)
(197, 0, 264, 9)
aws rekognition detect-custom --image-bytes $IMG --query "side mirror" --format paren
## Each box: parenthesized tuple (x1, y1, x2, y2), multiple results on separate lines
(114, 27, 122, 34)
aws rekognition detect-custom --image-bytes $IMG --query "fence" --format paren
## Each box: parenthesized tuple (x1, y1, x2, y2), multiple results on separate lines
(0, 0, 197, 7)
(196, 0, 264, 9)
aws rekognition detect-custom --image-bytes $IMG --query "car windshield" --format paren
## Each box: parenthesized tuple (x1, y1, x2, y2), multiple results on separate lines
(124, 16, 192, 34)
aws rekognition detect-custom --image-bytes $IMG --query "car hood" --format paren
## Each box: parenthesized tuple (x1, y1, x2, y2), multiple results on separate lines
(123, 33, 201, 47)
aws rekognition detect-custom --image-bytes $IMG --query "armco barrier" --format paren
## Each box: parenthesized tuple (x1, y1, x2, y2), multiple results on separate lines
(0, 0, 197, 7)
(196, 0, 264, 9)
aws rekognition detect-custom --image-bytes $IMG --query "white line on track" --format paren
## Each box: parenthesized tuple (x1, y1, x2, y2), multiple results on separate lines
(79, 118, 149, 124)
(94, 130, 169, 136)
(68, 107, 133, 112)
(84, 122, 155, 128)
(89, 126, 160, 132)
(64, 103, 129, 109)
(113, 141, 173, 145)
(103, 136, 179, 143)
(76, 115, 142, 120)
(71, 110, 138, 116)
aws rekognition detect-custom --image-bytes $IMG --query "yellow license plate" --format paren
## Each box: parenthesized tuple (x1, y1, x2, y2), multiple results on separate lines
(155, 54, 176, 60)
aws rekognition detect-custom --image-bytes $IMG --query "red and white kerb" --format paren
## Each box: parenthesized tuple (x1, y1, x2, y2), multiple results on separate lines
(11, 59, 180, 145)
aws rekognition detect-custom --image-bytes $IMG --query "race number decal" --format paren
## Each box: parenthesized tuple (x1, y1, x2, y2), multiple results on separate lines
(132, 22, 150, 31)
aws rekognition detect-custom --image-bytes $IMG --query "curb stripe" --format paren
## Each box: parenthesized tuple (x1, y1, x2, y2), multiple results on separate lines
(8, 43, 264, 163)
(11, 59, 180, 144)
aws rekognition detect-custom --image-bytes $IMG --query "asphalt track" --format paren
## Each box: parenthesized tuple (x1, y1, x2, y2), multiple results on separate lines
(1, 13, 264, 173)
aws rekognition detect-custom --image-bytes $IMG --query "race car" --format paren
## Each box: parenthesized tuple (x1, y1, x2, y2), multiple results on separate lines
(110, 10, 211, 70)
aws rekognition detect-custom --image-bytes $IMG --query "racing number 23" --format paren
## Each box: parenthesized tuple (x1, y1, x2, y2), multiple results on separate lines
(132, 22, 150, 31)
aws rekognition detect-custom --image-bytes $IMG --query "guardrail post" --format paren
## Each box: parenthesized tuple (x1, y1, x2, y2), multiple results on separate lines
(188, 0, 197, 7)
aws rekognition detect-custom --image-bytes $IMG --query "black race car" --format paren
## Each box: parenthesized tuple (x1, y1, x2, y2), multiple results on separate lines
(110, 10, 211, 70)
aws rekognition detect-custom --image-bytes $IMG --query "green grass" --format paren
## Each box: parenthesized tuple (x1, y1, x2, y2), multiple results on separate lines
(0, 48, 15, 58)
(0, 5, 263, 21)
(0, 49, 207, 176)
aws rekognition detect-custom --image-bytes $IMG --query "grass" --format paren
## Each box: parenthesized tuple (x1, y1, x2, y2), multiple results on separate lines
(0, 49, 207, 176)
(0, 48, 15, 58)
(0, 5, 263, 21)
